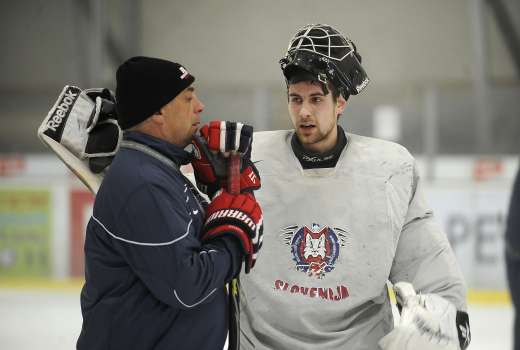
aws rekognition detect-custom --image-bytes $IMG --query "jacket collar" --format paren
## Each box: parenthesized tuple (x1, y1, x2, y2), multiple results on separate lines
(123, 131, 192, 166)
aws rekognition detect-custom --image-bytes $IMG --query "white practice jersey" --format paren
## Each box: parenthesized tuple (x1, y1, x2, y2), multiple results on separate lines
(239, 130, 467, 350)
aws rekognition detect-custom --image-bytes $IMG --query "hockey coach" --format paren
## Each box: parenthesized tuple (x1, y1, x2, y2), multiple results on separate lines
(76, 56, 263, 350)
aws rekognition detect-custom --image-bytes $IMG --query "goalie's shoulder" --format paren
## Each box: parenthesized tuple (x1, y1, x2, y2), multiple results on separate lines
(252, 130, 291, 154)
(251, 130, 294, 175)
(347, 133, 415, 169)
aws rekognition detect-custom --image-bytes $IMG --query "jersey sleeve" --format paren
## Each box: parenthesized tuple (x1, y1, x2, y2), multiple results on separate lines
(388, 164, 468, 311)
(98, 183, 242, 309)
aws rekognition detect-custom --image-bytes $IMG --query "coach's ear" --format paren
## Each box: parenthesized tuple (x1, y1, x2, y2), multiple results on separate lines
(150, 112, 164, 125)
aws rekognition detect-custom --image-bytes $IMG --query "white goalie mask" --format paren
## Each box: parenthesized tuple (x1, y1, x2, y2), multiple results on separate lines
(280, 24, 370, 99)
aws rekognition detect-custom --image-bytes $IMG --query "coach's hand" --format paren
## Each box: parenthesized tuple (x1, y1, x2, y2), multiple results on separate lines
(191, 120, 260, 199)
(201, 190, 263, 273)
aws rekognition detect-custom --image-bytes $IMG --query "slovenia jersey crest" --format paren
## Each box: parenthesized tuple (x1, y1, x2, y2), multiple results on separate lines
(281, 223, 348, 279)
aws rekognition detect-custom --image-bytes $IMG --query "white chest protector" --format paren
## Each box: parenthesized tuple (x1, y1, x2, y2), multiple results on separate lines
(239, 130, 466, 350)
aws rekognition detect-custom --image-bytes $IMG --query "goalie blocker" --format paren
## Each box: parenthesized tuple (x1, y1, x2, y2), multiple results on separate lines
(37, 85, 121, 194)
(379, 282, 470, 350)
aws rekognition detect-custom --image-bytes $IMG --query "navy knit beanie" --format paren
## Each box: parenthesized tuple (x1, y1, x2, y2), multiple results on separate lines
(115, 56, 195, 130)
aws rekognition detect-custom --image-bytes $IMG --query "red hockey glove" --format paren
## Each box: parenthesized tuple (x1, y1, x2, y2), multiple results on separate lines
(202, 190, 263, 273)
(191, 120, 260, 199)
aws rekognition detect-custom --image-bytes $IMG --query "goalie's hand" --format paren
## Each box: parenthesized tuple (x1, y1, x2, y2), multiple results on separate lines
(202, 190, 263, 274)
(191, 120, 260, 199)
(379, 282, 470, 350)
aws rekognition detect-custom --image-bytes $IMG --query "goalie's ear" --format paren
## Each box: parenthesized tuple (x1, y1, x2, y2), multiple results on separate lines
(335, 94, 347, 118)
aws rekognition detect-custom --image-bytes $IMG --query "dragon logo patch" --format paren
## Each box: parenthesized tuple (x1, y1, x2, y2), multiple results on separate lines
(281, 223, 348, 279)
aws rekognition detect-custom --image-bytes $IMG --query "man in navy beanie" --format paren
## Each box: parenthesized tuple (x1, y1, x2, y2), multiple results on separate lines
(77, 56, 263, 350)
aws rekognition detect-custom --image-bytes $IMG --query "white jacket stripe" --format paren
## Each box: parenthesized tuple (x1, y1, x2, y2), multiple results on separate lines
(92, 215, 192, 246)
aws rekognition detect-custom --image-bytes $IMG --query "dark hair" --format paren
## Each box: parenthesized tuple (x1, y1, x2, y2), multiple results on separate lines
(285, 68, 343, 103)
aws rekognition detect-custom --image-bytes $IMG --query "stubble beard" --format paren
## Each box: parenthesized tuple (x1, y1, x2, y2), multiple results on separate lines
(296, 120, 337, 152)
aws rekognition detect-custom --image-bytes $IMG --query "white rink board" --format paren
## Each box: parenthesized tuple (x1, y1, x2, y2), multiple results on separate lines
(0, 154, 517, 290)
(425, 183, 512, 289)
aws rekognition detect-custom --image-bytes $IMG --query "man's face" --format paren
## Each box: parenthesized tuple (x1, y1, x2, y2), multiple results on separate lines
(288, 81, 345, 153)
(160, 86, 204, 147)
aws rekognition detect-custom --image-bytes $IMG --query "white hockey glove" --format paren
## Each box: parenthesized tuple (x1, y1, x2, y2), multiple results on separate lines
(37, 85, 121, 194)
(378, 282, 470, 350)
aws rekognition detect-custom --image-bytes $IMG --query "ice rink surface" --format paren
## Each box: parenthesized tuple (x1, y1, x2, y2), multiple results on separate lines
(0, 288, 514, 350)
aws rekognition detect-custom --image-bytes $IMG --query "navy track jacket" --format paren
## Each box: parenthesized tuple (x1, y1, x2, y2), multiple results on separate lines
(77, 131, 242, 350)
